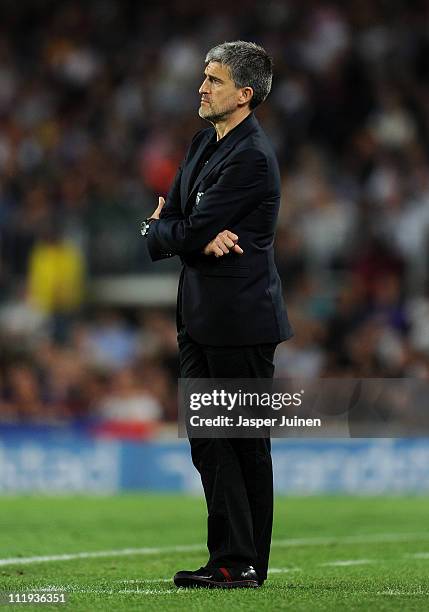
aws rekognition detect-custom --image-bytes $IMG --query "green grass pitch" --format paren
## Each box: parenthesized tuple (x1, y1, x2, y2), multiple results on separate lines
(1, 495, 429, 611)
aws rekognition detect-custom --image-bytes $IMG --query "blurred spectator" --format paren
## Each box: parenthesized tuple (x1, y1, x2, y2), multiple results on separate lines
(92, 366, 162, 440)
(0, 281, 48, 348)
(2, 364, 46, 423)
(71, 311, 138, 371)
(27, 223, 85, 342)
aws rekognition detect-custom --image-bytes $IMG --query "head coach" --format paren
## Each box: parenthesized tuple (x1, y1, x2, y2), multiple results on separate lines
(141, 40, 293, 588)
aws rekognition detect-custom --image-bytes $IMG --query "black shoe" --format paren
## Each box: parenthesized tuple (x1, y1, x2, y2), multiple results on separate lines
(173, 565, 259, 589)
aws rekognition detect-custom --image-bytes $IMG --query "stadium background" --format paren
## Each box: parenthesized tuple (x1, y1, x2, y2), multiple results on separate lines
(1, 2, 429, 609)
(1, 0, 429, 493)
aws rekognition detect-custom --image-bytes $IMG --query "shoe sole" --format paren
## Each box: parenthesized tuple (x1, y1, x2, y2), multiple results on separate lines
(174, 576, 259, 589)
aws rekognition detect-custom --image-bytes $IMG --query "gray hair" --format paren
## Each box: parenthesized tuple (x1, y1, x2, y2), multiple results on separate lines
(205, 40, 273, 110)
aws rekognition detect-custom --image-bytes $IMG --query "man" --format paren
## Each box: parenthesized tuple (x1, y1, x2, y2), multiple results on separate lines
(142, 41, 292, 588)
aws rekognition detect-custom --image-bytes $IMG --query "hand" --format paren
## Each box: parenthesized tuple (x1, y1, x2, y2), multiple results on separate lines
(203, 230, 244, 258)
(150, 196, 165, 220)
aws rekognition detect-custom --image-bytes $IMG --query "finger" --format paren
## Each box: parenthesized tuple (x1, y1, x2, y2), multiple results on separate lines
(204, 238, 218, 254)
(158, 196, 165, 207)
(233, 244, 244, 255)
(216, 239, 229, 254)
(224, 230, 238, 242)
(220, 237, 235, 249)
(214, 246, 224, 257)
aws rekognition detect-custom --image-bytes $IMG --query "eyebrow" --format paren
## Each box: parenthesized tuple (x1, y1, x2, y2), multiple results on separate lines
(204, 71, 224, 83)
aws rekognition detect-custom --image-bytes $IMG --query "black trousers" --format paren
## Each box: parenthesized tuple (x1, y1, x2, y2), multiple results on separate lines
(178, 329, 277, 581)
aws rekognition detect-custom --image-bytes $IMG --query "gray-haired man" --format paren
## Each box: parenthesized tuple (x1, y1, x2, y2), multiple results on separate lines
(143, 41, 292, 588)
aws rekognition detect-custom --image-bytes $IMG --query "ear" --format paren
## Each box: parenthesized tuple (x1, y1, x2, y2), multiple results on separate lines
(238, 86, 254, 106)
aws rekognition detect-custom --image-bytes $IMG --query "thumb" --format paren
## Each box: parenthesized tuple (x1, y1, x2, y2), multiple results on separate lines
(158, 196, 165, 207)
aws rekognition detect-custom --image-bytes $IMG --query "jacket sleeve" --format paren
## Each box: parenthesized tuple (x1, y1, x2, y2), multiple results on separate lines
(145, 164, 185, 261)
(158, 164, 184, 222)
(147, 148, 267, 259)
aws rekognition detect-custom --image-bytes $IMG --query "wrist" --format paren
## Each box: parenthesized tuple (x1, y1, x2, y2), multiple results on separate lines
(140, 217, 157, 237)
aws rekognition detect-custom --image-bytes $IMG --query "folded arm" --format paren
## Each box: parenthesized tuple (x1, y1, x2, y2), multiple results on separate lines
(147, 149, 267, 261)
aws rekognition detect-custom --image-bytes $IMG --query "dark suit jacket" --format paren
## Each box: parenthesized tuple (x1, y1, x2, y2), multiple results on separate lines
(147, 112, 293, 346)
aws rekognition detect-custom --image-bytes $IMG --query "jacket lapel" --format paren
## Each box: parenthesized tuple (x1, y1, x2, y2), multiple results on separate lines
(180, 131, 212, 212)
(182, 113, 258, 215)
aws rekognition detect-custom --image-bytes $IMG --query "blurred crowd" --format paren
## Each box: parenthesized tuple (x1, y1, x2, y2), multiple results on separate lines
(1, 0, 429, 429)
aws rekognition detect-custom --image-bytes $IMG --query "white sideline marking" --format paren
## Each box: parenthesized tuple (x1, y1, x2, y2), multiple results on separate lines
(118, 589, 185, 595)
(41, 584, 186, 595)
(119, 578, 172, 583)
(1, 532, 428, 568)
(322, 559, 373, 567)
(41, 580, 188, 595)
(268, 567, 301, 573)
(35, 585, 429, 597)
(39, 584, 429, 597)
(274, 532, 429, 547)
(40, 585, 74, 592)
(0, 544, 203, 567)
(377, 589, 429, 596)
(405, 552, 429, 559)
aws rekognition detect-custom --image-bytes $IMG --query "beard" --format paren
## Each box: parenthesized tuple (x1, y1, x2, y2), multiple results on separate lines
(198, 101, 235, 123)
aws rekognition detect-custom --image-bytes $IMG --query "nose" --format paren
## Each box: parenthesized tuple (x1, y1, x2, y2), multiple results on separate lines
(199, 77, 210, 95)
